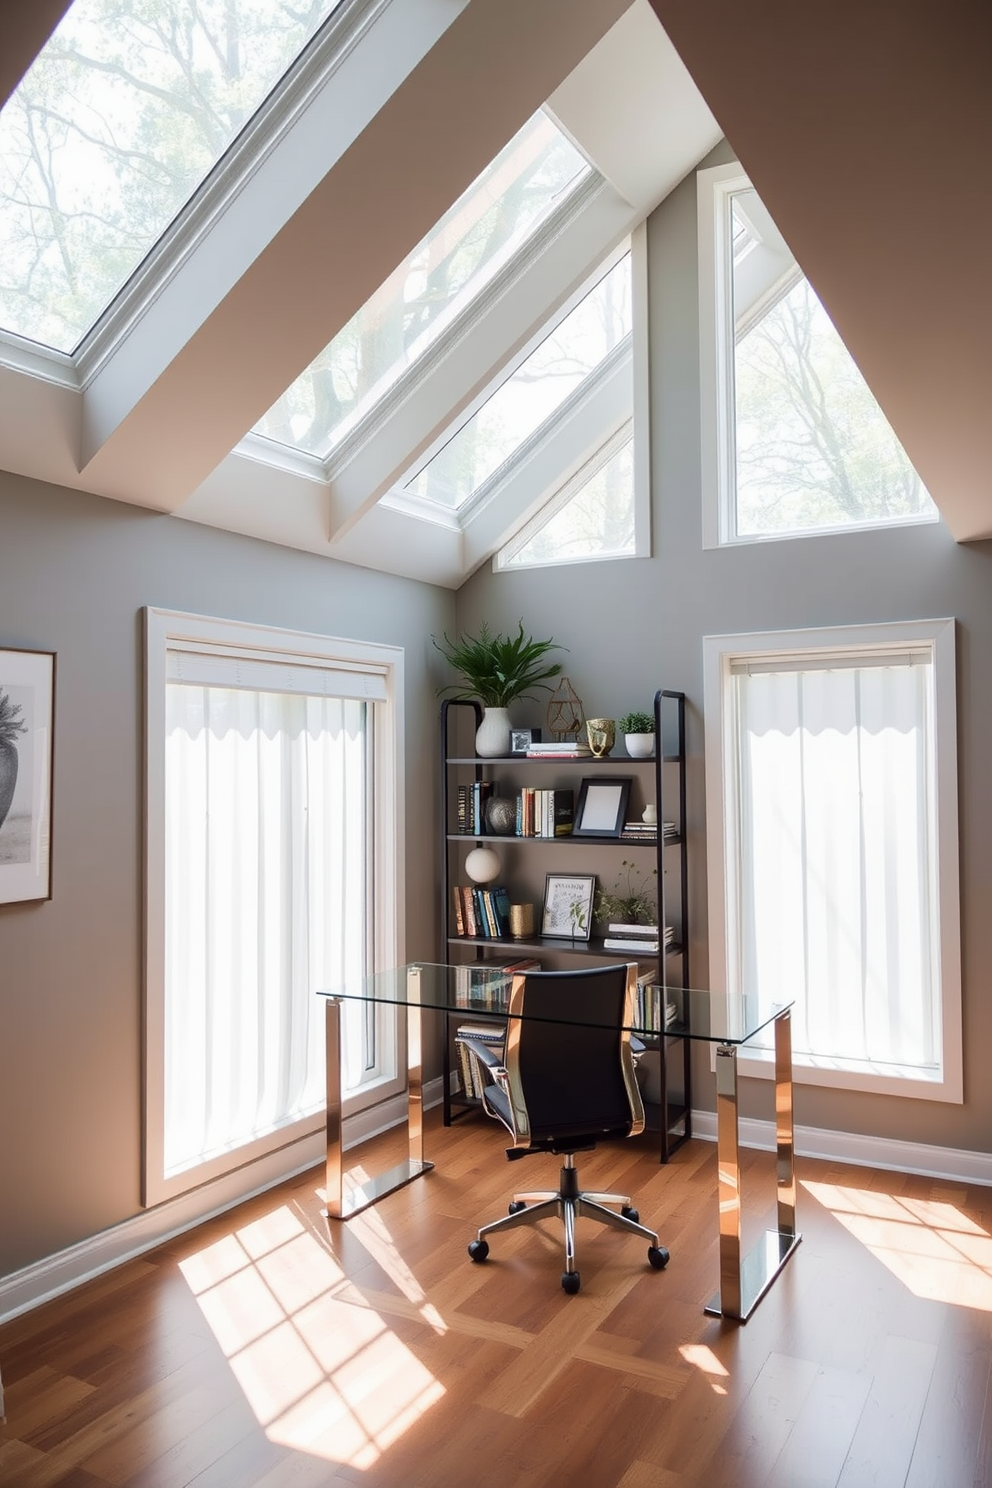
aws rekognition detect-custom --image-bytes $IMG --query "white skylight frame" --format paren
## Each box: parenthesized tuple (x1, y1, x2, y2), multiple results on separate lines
(0, 0, 368, 361)
(698, 161, 938, 549)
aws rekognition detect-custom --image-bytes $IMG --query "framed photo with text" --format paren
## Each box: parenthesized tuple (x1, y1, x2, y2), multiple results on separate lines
(0, 647, 55, 903)
(542, 872, 596, 941)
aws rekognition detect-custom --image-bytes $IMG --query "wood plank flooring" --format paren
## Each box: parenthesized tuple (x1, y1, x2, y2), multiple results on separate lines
(2, 1114, 992, 1487)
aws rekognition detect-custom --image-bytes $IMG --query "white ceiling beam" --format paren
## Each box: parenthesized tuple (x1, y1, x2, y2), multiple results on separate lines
(76, 0, 635, 513)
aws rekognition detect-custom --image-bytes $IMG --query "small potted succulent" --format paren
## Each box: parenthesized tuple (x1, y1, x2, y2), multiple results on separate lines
(618, 709, 655, 759)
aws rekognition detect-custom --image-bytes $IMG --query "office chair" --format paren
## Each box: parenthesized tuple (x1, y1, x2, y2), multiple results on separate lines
(464, 963, 669, 1294)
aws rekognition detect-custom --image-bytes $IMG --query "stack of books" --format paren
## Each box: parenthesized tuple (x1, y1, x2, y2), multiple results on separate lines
(525, 738, 591, 759)
(619, 819, 678, 842)
(632, 974, 682, 1033)
(456, 780, 495, 834)
(452, 883, 512, 939)
(453, 956, 540, 1010)
(601, 922, 675, 954)
(516, 786, 574, 837)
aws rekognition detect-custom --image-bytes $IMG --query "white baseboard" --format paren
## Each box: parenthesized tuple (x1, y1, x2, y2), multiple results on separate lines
(689, 1109, 992, 1186)
(0, 1078, 444, 1326)
(4, 1091, 991, 1325)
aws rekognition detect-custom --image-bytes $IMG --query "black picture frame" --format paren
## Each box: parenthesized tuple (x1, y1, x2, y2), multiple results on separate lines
(572, 776, 633, 838)
(510, 727, 541, 754)
(541, 872, 596, 941)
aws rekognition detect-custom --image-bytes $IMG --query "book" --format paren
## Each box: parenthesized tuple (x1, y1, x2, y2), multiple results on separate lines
(609, 921, 659, 935)
(604, 936, 660, 952)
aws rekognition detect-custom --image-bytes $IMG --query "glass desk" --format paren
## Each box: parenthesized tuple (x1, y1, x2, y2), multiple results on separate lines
(317, 965, 800, 1321)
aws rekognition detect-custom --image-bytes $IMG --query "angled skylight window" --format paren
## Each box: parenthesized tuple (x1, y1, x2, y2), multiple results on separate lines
(0, 0, 340, 353)
(253, 110, 591, 459)
(405, 250, 632, 511)
(498, 429, 636, 570)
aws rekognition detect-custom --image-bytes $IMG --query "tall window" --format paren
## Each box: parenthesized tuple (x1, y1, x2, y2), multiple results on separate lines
(145, 610, 404, 1205)
(703, 620, 961, 1101)
(698, 164, 938, 546)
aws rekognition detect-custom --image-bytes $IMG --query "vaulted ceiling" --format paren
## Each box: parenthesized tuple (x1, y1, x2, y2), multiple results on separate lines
(1, 0, 988, 588)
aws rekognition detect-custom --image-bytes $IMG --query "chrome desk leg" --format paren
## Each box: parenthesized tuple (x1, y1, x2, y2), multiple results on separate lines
(324, 996, 345, 1220)
(705, 1010, 802, 1320)
(323, 971, 434, 1223)
(776, 1008, 797, 1237)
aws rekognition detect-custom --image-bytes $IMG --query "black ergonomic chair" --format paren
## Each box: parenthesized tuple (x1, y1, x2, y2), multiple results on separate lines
(464, 963, 669, 1294)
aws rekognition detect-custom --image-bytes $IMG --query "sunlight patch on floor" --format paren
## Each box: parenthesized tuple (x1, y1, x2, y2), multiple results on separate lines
(179, 1201, 445, 1467)
(803, 1181, 992, 1310)
(679, 1342, 729, 1393)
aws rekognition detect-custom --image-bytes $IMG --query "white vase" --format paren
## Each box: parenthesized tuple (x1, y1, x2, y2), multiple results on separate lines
(475, 706, 511, 757)
(625, 732, 655, 759)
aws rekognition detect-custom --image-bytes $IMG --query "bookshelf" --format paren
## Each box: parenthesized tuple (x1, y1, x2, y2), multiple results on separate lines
(439, 689, 691, 1161)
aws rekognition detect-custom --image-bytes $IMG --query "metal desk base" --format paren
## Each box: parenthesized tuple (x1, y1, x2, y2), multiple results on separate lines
(703, 1007, 801, 1321)
(323, 967, 434, 1222)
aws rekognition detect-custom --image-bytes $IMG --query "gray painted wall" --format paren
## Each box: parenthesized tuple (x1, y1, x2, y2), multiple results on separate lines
(457, 143, 992, 1154)
(0, 471, 453, 1277)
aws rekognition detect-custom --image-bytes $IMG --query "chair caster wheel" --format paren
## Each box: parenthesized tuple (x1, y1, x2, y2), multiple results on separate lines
(508, 1200, 526, 1215)
(647, 1245, 669, 1270)
(621, 1205, 639, 1224)
(561, 1270, 581, 1295)
(468, 1239, 490, 1263)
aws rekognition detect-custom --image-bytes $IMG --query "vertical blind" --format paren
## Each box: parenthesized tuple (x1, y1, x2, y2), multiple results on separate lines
(163, 677, 368, 1179)
(732, 652, 940, 1074)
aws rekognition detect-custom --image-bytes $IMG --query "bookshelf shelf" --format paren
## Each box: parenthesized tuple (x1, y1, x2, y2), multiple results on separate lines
(439, 690, 692, 1161)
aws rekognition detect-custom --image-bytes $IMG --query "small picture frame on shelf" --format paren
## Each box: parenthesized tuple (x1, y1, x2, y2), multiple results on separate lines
(510, 727, 541, 754)
(0, 646, 55, 904)
(541, 872, 596, 941)
(572, 776, 633, 838)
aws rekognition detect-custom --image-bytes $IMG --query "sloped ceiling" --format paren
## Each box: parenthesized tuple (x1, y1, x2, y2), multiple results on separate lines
(648, 0, 992, 542)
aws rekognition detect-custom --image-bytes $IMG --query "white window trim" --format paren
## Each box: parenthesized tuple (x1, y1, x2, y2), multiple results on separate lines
(143, 606, 405, 1206)
(697, 162, 938, 550)
(481, 219, 649, 570)
(702, 616, 962, 1102)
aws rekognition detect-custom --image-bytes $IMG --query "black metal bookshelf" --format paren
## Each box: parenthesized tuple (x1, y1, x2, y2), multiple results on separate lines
(439, 690, 691, 1161)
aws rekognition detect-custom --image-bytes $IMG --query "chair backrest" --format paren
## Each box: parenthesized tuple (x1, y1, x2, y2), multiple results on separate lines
(501, 964, 645, 1148)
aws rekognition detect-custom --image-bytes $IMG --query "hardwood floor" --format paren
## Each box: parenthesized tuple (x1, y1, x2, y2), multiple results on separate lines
(2, 1115, 992, 1487)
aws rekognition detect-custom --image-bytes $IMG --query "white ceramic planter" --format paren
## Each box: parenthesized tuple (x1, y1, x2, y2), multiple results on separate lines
(625, 732, 655, 759)
(475, 706, 512, 757)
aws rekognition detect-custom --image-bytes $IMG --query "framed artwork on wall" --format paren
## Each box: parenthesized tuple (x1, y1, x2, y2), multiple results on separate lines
(0, 647, 55, 903)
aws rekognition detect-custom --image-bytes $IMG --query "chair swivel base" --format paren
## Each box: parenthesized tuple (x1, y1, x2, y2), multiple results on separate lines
(467, 1157, 669, 1294)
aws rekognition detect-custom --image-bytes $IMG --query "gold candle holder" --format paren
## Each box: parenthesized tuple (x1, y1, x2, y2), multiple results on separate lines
(509, 902, 535, 939)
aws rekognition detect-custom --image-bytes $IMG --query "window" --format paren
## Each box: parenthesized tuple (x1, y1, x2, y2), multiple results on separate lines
(698, 164, 938, 546)
(145, 609, 404, 1205)
(253, 109, 592, 460)
(0, 0, 342, 353)
(703, 619, 961, 1101)
(407, 249, 631, 513)
(497, 426, 635, 570)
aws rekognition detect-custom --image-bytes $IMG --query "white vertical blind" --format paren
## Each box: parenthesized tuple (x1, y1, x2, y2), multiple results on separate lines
(164, 684, 368, 1179)
(733, 656, 940, 1074)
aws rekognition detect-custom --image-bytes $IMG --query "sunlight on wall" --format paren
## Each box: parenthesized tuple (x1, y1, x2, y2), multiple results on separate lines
(803, 1181, 992, 1311)
(179, 1195, 445, 1468)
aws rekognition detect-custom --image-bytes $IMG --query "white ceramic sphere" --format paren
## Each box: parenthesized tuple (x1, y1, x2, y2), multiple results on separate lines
(464, 845, 502, 884)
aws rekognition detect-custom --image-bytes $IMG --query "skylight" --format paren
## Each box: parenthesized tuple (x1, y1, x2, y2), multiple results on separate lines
(0, 0, 341, 354)
(252, 110, 591, 459)
(405, 250, 632, 511)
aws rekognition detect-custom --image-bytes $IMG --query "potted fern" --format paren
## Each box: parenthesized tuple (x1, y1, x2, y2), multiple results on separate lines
(618, 709, 655, 759)
(433, 621, 564, 756)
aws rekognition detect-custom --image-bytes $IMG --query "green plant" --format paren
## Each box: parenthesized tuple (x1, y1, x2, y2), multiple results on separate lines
(433, 621, 564, 707)
(0, 689, 27, 832)
(618, 710, 654, 735)
(595, 860, 658, 926)
(0, 691, 27, 747)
